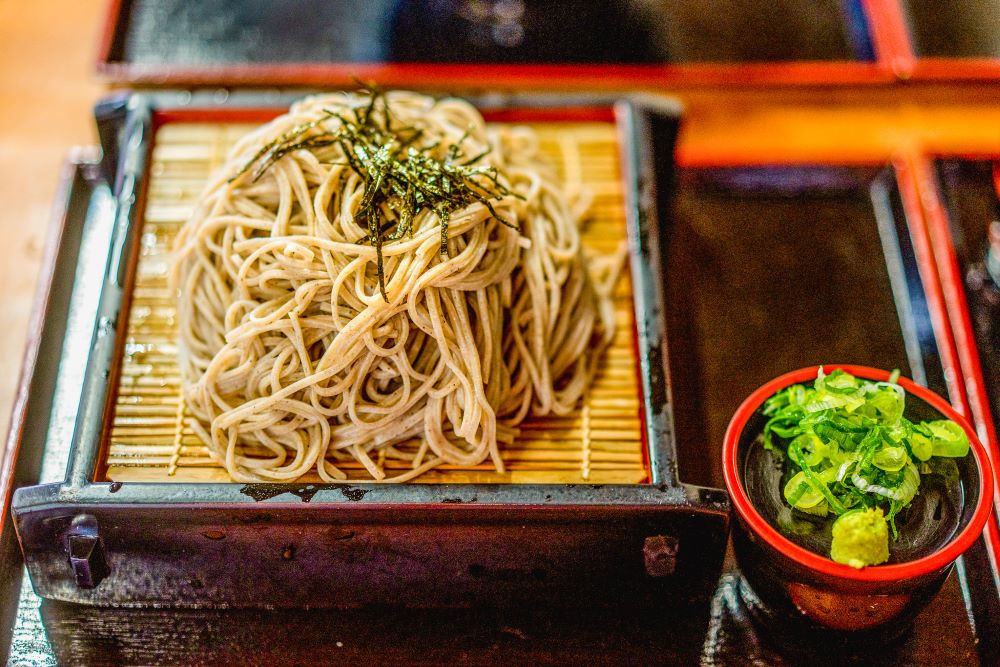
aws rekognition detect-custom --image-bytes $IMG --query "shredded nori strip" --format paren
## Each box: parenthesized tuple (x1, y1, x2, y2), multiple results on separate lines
(230, 87, 521, 301)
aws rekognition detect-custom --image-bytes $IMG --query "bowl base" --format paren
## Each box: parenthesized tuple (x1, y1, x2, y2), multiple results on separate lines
(736, 574, 914, 656)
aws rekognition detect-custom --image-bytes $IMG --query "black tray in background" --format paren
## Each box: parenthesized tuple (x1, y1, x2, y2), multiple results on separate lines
(933, 158, 1000, 449)
(11, 93, 737, 615)
(5, 156, 993, 664)
(901, 0, 1000, 59)
(653, 161, 991, 665)
(105, 0, 875, 68)
(662, 165, 939, 491)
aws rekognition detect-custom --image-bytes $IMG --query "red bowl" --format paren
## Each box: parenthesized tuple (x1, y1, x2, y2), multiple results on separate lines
(722, 365, 994, 643)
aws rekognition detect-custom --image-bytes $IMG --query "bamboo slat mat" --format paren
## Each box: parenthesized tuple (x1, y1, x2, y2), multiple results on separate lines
(105, 119, 647, 484)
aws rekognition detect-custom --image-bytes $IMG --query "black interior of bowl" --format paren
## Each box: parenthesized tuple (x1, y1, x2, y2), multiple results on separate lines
(902, 0, 1000, 58)
(736, 385, 982, 564)
(934, 158, 1000, 433)
(661, 165, 943, 490)
(106, 0, 875, 67)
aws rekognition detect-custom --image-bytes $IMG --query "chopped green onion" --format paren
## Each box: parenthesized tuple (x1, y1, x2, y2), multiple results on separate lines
(788, 440, 848, 515)
(761, 369, 971, 567)
(909, 429, 934, 462)
(784, 473, 822, 508)
(924, 420, 971, 458)
(872, 445, 909, 472)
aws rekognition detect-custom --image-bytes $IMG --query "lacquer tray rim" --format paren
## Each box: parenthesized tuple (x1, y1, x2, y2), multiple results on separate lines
(94, 0, 901, 87)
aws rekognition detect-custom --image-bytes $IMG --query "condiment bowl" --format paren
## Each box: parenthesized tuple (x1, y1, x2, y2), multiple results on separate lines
(722, 365, 993, 645)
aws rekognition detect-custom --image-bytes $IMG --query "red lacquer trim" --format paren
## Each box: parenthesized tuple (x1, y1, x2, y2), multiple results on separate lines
(480, 107, 615, 124)
(95, 0, 914, 88)
(896, 156, 969, 409)
(903, 152, 1000, 568)
(912, 58, 1000, 81)
(985, 520, 1000, 577)
(723, 365, 994, 582)
(152, 106, 616, 129)
(96, 59, 892, 89)
(903, 152, 1000, 564)
(1, 152, 96, 535)
(99, 0, 1000, 87)
(862, 0, 916, 78)
(153, 108, 284, 126)
(677, 152, 896, 168)
(913, 154, 1000, 517)
(95, 0, 124, 77)
(913, 151, 1000, 163)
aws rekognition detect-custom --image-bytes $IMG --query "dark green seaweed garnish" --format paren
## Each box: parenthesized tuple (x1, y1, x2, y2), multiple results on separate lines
(230, 87, 521, 301)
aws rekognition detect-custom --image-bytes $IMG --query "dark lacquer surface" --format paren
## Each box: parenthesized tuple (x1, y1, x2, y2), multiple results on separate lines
(11, 96, 735, 614)
(5, 564, 978, 666)
(934, 159, 1000, 436)
(107, 0, 874, 67)
(902, 0, 1000, 59)
(663, 166, 933, 490)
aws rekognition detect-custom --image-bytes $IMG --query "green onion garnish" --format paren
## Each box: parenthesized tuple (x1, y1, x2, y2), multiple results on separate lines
(762, 367, 971, 568)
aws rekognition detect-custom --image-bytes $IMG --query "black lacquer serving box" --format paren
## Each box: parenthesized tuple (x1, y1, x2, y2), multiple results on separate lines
(95, 0, 1000, 87)
(10, 91, 735, 609)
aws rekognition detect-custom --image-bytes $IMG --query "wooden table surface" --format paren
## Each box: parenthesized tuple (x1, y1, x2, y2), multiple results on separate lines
(0, 0, 102, 440)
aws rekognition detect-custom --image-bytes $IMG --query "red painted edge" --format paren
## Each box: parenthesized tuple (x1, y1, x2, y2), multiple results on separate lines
(480, 107, 616, 124)
(900, 152, 1000, 563)
(93, 18, 899, 91)
(678, 152, 899, 168)
(723, 364, 994, 582)
(96, 0, 895, 86)
(912, 153, 1000, 563)
(895, 157, 969, 408)
(96, 60, 894, 89)
(152, 106, 616, 128)
(914, 151, 1000, 162)
(153, 108, 284, 126)
(1, 151, 96, 536)
(99, 0, 1000, 86)
(912, 58, 1000, 81)
(95, 0, 123, 76)
(862, 0, 916, 79)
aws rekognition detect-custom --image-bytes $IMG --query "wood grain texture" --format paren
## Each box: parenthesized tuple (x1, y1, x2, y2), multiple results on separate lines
(0, 0, 102, 447)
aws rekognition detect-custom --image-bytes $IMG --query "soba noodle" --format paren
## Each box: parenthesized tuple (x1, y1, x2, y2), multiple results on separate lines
(173, 90, 619, 483)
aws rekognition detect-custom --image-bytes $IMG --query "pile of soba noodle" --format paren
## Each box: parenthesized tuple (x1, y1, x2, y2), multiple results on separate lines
(174, 90, 619, 482)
